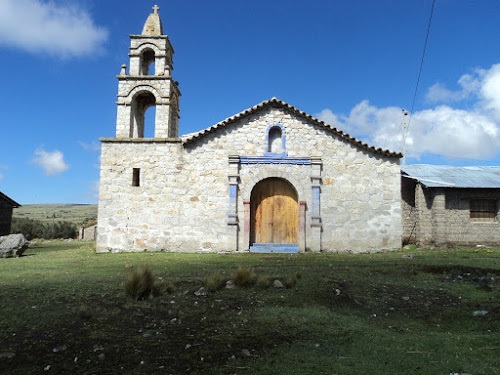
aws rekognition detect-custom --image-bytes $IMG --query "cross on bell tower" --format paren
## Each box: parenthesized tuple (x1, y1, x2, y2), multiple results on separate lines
(114, 6, 181, 139)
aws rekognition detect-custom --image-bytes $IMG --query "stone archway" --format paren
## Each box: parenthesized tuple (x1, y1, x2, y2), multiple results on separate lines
(250, 178, 298, 245)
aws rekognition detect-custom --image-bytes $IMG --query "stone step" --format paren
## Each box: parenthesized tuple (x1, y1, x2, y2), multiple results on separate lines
(249, 243, 299, 253)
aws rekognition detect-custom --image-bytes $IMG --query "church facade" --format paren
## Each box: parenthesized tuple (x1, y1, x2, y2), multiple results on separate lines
(96, 7, 403, 253)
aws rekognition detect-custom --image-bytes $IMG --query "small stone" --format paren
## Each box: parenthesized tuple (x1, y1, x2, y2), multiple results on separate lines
(52, 345, 67, 353)
(44, 365, 51, 371)
(273, 280, 284, 288)
(0, 352, 16, 359)
(194, 287, 207, 296)
(98, 353, 105, 361)
(225, 280, 235, 289)
(472, 310, 488, 317)
(241, 349, 251, 357)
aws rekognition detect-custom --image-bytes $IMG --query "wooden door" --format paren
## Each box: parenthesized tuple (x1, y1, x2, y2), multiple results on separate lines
(250, 178, 298, 244)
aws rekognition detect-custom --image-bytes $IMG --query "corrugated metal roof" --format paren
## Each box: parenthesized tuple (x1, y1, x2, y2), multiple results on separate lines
(401, 164, 500, 188)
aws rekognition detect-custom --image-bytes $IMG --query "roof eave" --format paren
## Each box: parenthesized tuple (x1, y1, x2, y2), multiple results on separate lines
(182, 97, 402, 158)
(0, 192, 21, 207)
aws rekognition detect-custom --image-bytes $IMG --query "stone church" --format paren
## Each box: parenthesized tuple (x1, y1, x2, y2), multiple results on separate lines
(96, 7, 403, 253)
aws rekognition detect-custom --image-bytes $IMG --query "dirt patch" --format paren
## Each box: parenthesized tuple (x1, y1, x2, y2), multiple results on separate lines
(319, 276, 463, 322)
(418, 264, 499, 290)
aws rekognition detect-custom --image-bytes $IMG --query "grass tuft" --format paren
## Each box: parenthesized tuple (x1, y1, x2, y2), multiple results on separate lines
(283, 275, 298, 288)
(151, 281, 175, 297)
(124, 267, 156, 300)
(77, 304, 92, 320)
(256, 275, 271, 288)
(231, 265, 257, 287)
(205, 271, 226, 292)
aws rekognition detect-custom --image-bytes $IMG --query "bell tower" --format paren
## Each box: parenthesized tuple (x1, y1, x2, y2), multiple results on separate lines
(115, 5, 181, 139)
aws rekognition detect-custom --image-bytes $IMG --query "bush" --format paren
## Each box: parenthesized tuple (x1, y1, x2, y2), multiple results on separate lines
(231, 266, 256, 287)
(11, 217, 77, 240)
(124, 267, 156, 300)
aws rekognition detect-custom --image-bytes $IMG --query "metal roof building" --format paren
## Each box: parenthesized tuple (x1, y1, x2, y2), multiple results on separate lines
(401, 165, 500, 188)
(401, 164, 500, 247)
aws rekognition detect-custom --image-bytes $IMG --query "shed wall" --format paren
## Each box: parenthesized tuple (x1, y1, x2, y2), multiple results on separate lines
(0, 200, 14, 236)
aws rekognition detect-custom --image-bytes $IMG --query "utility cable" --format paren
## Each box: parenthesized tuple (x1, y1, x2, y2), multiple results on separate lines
(402, 0, 436, 164)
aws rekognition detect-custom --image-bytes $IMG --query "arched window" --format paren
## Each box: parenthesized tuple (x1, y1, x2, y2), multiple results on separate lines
(265, 124, 287, 156)
(268, 127, 282, 153)
(140, 49, 156, 75)
(130, 91, 156, 138)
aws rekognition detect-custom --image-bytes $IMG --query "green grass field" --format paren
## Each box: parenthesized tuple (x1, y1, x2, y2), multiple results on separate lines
(13, 204, 97, 226)
(0, 242, 498, 374)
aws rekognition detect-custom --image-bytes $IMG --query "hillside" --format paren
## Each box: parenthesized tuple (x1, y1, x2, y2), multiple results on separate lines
(13, 204, 97, 227)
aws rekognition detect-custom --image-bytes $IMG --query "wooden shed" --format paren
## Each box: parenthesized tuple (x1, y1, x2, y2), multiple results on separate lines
(0, 192, 20, 236)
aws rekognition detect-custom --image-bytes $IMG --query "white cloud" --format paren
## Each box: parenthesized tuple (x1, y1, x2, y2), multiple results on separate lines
(426, 73, 480, 104)
(316, 63, 500, 161)
(78, 141, 100, 152)
(0, 0, 108, 58)
(480, 64, 500, 120)
(409, 106, 498, 159)
(315, 109, 343, 129)
(0, 165, 8, 181)
(32, 148, 69, 176)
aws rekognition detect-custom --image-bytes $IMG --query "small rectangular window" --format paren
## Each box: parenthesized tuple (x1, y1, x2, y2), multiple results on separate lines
(132, 168, 140, 187)
(470, 199, 496, 222)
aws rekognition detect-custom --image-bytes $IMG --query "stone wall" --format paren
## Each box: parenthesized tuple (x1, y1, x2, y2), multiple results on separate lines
(97, 106, 402, 253)
(402, 181, 500, 246)
(441, 189, 500, 245)
(79, 224, 97, 241)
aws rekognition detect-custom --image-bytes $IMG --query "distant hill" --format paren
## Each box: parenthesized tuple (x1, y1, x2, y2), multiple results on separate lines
(13, 204, 98, 227)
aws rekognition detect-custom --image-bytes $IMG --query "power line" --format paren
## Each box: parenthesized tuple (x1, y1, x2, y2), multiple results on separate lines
(402, 0, 436, 164)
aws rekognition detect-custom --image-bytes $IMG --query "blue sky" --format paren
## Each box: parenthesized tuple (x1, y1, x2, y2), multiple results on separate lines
(1, 0, 500, 204)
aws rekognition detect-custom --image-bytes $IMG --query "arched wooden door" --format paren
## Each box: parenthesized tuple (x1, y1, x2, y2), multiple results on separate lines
(250, 178, 298, 244)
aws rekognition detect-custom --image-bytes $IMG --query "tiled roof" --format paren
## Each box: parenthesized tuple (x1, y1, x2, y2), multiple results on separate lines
(401, 164, 500, 188)
(182, 97, 402, 158)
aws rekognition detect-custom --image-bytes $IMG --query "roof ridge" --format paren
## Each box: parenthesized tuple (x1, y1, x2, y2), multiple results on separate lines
(182, 98, 402, 158)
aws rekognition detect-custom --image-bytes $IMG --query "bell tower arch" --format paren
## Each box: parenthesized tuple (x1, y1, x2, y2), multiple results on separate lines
(115, 5, 181, 139)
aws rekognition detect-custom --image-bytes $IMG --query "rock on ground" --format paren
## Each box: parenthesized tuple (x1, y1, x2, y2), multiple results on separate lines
(0, 234, 29, 258)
